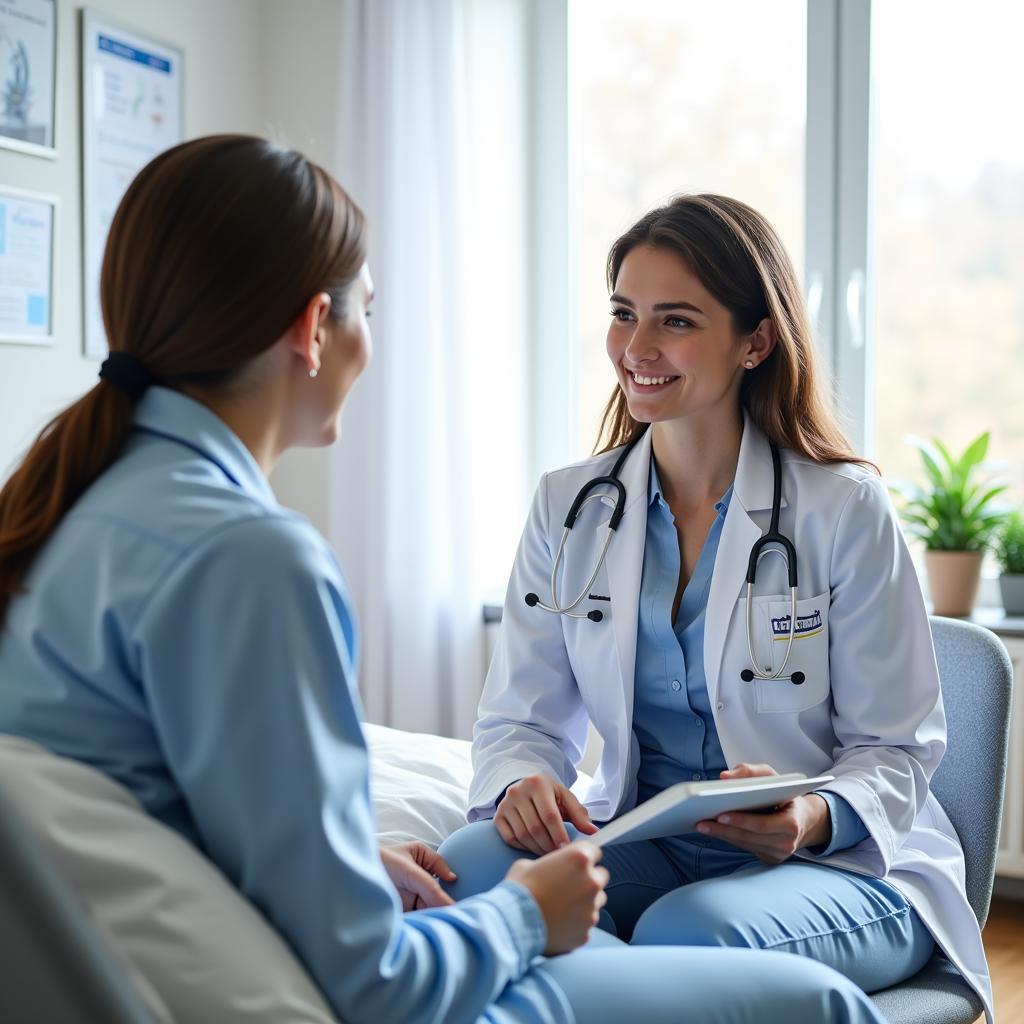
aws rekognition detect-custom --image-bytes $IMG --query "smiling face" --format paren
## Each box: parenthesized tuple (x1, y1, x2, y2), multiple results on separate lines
(606, 244, 751, 426)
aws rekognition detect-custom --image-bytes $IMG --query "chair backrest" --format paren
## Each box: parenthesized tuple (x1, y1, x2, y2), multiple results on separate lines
(927, 615, 1014, 928)
(0, 782, 158, 1024)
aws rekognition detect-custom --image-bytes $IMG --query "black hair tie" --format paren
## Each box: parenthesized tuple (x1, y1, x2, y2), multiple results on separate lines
(98, 351, 154, 401)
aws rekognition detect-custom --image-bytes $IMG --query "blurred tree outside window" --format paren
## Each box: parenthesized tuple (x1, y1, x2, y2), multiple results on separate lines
(873, 1, 1024, 506)
(573, 0, 806, 456)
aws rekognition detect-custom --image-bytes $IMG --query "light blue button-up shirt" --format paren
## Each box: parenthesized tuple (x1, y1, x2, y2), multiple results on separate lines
(632, 465, 731, 804)
(0, 387, 568, 1024)
(632, 458, 868, 856)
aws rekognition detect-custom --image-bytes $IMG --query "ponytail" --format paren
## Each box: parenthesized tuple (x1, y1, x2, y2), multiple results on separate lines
(0, 383, 134, 625)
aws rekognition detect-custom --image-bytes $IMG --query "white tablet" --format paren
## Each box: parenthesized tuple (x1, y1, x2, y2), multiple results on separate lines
(593, 773, 836, 847)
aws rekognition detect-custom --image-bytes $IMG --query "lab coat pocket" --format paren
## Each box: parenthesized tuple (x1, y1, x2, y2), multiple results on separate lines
(752, 591, 831, 714)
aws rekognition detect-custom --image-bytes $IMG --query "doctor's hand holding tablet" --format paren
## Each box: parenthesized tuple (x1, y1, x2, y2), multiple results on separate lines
(496, 764, 835, 863)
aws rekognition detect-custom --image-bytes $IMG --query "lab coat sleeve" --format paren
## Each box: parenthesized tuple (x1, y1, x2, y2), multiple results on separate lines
(132, 514, 550, 1024)
(803, 474, 946, 875)
(468, 472, 591, 820)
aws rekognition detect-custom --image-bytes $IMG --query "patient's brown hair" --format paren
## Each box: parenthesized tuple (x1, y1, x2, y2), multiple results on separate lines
(594, 193, 873, 471)
(0, 134, 367, 628)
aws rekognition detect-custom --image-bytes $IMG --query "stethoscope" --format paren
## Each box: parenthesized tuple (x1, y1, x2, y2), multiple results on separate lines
(524, 427, 648, 623)
(525, 425, 805, 685)
(739, 442, 804, 686)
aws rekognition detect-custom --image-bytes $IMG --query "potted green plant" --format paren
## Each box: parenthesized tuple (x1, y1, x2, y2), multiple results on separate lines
(892, 431, 1006, 617)
(994, 510, 1024, 616)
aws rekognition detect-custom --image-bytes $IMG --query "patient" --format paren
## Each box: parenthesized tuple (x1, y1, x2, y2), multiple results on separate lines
(0, 135, 887, 1024)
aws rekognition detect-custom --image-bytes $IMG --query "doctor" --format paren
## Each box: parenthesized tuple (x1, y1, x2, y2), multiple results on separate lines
(443, 194, 993, 1021)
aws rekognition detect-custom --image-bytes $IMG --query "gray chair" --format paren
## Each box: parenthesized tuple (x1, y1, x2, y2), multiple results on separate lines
(0, 781, 157, 1024)
(869, 616, 1014, 1024)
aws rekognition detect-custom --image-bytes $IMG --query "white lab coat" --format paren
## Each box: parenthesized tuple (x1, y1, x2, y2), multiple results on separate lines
(471, 415, 992, 1022)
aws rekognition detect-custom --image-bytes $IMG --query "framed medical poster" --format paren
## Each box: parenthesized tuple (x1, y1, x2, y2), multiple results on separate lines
(80, 10, 183, 358)
(0, 185, 56, 345)
(0, 0, 57, 158)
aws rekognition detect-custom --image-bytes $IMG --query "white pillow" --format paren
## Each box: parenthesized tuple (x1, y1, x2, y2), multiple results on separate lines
(0, 736, 336, 1024)
(363, 723, 475, 846)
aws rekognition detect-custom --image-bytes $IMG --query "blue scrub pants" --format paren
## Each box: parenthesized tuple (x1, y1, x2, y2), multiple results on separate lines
(512, 941, 890, 1023)
(440, 820, 935, 1014)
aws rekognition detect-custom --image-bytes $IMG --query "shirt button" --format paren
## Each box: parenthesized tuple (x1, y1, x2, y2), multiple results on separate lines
(671, 679, 681, 692)
(716, 701, 725, 711)
(694, 718, 703, 728)
(692, 772, 703, 781)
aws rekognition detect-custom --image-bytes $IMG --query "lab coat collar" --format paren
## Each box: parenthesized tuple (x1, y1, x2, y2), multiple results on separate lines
(732, 411, 789, 514)
(133, 386, 278, 506)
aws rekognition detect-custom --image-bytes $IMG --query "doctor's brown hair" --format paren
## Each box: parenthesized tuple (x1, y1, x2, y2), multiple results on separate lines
(594, 193, 873, 470)
(0, 134, 367, 629)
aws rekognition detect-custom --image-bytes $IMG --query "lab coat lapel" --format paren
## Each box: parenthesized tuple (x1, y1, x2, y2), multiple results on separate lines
(600, 428, 653, 754)
(704, 415, 786, 703)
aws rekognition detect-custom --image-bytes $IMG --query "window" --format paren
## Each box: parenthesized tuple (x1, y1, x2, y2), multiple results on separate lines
(872, 1, 1024, 500)
(572, 0, 807, 456)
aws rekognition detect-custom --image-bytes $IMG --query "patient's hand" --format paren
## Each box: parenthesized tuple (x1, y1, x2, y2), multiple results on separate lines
(693, 763, 832, 863)
(495, 774, 598, 854)
(506, 841, 608, 955)
(380, 842, 458, 911)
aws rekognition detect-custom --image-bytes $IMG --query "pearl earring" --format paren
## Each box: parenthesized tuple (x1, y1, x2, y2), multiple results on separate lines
(309, 367, 319, 379)
(744, 360, 754, 369)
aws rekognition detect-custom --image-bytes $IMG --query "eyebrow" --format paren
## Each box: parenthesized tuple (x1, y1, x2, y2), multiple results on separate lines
(609, 293, 705, 316)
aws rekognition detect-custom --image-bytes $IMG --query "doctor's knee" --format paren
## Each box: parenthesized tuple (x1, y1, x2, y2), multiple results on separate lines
(437, 819, 528, 900)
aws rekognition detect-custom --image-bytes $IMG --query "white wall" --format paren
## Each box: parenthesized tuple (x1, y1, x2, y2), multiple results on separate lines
(0, 0, 341, 536)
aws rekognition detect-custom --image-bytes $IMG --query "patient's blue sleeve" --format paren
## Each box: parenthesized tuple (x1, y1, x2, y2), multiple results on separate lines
(814, 790, 871, 855)
(133, 515, 560, 1024)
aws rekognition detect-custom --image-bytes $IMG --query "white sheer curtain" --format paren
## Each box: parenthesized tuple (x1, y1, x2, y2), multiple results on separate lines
(329, 0, 488, 738)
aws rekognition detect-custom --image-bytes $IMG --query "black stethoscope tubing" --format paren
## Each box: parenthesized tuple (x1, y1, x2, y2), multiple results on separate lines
(524, 426, 649, 622)
(525, 427, 804, 685)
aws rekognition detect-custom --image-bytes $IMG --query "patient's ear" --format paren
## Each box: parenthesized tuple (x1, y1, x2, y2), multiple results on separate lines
(285, 292, 333, 375)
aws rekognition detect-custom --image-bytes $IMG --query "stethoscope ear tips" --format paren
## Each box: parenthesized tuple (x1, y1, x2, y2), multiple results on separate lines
(791, 671, 805, 685)
(587, 609, 604, 622)
(524, 593, 539, 607)
(740, 669, 754, 682)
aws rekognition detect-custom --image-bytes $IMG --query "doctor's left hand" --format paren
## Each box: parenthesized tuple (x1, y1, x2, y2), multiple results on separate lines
(694, 763, 832, 864)
(380, 842, 458, 911)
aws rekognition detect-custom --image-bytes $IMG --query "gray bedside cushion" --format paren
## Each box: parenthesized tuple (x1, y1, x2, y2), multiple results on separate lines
(0, 736, 336, 1024)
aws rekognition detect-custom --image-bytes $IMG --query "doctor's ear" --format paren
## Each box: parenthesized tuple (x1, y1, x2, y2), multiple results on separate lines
(742, 317, 777, 370)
